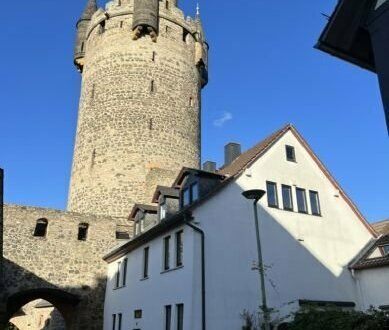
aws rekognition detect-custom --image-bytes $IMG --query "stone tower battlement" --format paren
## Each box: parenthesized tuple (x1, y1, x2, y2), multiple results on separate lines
(68, 0, 208, 217)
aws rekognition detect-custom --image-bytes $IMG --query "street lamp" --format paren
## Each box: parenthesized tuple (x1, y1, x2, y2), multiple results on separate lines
(242, 189, 271, 330)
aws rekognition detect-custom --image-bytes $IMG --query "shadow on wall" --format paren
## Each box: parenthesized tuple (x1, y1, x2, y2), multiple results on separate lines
(0, 258, 107, 330)
(204, 180, 374, 326)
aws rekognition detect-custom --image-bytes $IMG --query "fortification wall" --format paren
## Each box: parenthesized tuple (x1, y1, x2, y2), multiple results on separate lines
(1, 204, 130, 329)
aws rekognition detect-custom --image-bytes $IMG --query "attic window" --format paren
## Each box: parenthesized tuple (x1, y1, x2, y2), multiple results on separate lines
(286, 145, 296, 162)
(78, 223, 89, 241)
(383, 245, 389, 255)
(34, 218, 48, 237)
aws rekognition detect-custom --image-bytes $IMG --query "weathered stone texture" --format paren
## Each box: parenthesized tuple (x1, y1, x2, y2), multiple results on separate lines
(0, 1, 208, 328)
(68, 0, 205, 218)
(1, 204, 129, 329)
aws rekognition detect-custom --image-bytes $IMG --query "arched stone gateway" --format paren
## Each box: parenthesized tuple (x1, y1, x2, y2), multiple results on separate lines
(1, 289, 79, 330)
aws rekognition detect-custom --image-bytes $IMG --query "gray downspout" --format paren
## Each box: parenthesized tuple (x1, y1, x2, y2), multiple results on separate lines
(184, 214, 206, 330)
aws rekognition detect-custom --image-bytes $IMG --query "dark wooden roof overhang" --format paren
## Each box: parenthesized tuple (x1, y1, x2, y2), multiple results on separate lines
(316, 0, 376, 72)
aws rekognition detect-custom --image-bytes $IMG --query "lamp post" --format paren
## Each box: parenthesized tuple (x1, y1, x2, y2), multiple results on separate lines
(242, 189, 271, 330)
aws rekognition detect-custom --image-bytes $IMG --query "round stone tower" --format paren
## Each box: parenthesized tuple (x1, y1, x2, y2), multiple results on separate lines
(68, 0, 208, 217)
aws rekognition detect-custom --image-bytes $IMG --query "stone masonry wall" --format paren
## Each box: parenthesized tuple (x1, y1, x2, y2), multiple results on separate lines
(1, 204, 129, 329)
(67, 0, 205, 218)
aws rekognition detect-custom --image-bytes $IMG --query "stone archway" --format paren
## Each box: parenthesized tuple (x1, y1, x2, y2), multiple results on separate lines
(2, 289, 80, 330)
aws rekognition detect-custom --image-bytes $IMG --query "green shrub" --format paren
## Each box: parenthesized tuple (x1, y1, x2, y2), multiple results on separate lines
(287, 307, 389, 330)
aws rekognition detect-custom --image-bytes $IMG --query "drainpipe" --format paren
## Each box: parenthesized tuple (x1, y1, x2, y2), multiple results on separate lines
(184, 214, 206, 330)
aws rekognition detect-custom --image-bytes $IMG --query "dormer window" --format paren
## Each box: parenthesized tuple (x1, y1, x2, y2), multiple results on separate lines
(383, 245, 389, 255)
(181, 182, 199, 208)
(183, 188, 190, 207)
(160, 201, 168, 220)
(134, 219, 145, 236)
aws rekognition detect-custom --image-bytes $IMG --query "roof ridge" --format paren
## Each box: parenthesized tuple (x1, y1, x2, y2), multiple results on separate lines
(218, 123, 293, 177)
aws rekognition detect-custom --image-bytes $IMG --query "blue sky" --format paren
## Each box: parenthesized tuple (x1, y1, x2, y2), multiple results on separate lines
(0, 0, 388, 222)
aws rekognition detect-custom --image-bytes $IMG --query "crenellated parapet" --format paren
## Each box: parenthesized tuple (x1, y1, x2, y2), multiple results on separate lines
(74, 0, 97, 72)
(73, 0, 208, 85)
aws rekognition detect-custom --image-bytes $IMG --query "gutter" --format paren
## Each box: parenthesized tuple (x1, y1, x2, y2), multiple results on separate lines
(184, 213, 206, 330)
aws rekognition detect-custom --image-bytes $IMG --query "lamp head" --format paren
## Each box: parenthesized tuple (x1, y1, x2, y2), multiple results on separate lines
(242, 189, 266, 201)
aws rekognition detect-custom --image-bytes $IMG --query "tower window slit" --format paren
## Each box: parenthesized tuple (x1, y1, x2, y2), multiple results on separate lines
(189, 97, 194, 107)
(81, 42, 85, 52)
(91, 85, 95, 100)
(119, 21, 123, 28)
(151, 80, 155, 93)
(152, 51, 156, 62)
(166, 1, 169, 9)
(149, 118, 153, 130)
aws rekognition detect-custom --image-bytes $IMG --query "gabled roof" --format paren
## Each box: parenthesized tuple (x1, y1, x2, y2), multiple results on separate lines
(152, 186, 179, 203)
(219, 124, 292, 177)
(129, 204, 157, 220)
(352, 235, 389, 270)
(173, 167, 225, 188)
(220, 123, 375, 236)
(105, 124, 376, 262)
(372, 219, 389, 235)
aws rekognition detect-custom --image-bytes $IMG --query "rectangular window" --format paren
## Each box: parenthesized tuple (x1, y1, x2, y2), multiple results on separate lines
(115, 262, 121, 288)
(309, 190, 321, 216)
(176, 304, 184, 330)
(266, 181, 278, 207)
(165, 305, 172, 330)
(112, 314, 116, 330)
(134, 309, 142, 319)
(135, 221, 140, 236)
(160, 202, 167, 220)
(383, 245, 389, 255)
(286, 145, 296, 162)
(191, 182, 199, 202)
(183, 188, 190, 207)
(143, 247, 149, 278)
(282, 185, 293, 211)
(164, 236, 171, 270)
(122, 259, 127, 286)
(176, 231, 183, 267)
(296, 188, 308, 213)
(118, 313, 122, 330)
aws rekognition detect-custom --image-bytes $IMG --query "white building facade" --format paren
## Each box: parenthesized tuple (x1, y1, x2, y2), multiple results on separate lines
(103, 125, 384, 330)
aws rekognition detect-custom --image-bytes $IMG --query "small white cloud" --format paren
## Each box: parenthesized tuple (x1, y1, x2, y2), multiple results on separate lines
(213, 112, 233, 127)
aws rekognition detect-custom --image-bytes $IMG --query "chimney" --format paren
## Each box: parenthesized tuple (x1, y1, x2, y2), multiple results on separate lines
(224, 142, 241, 166)
(203, 161, 217, 173)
